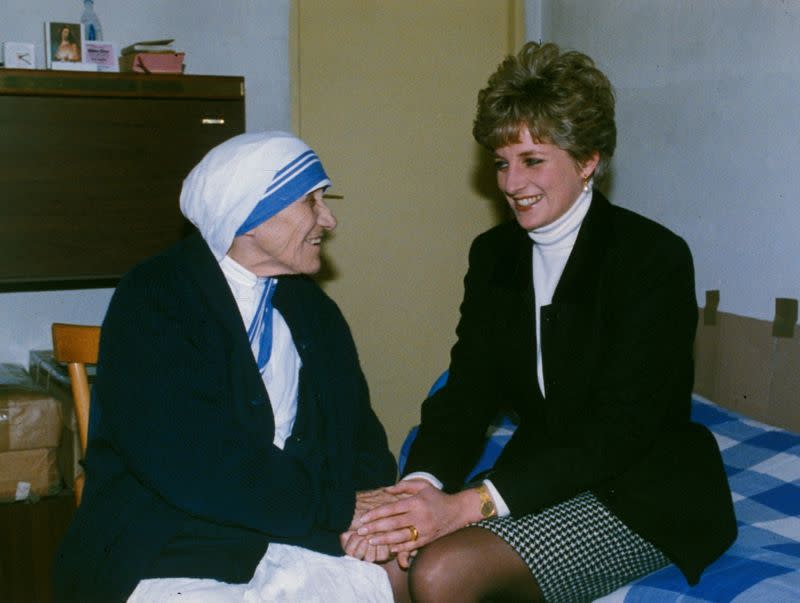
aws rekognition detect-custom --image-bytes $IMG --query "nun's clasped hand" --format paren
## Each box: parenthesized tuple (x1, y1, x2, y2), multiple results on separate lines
(340, 487, 406, 563)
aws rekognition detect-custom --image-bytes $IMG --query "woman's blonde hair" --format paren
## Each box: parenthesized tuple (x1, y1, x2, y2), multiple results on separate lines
(473, 41, 616, 179)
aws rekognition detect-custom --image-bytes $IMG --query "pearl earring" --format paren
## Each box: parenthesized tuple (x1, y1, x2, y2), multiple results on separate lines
(582, 175, 591, 192)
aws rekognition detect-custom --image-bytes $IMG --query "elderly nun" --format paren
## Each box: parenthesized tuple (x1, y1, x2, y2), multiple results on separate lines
(53, 132, 397, 602)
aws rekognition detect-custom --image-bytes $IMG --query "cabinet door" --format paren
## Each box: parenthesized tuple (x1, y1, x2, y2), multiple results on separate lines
(0, 93, 244, 284)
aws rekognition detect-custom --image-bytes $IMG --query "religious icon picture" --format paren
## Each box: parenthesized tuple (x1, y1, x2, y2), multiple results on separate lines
(45, 22, 85, 69)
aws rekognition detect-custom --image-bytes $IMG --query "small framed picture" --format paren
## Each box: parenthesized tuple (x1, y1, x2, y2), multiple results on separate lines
(2, 42, 36, 69)
(84, 41, 119, 72)
(45, 21, 91, 70)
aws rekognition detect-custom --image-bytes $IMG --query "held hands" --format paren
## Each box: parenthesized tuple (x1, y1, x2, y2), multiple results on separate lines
(350, 479, 479, 568)
(339, 529, 392, 563)
(340, 487, 408, 563)
(353, 487, 405, 524)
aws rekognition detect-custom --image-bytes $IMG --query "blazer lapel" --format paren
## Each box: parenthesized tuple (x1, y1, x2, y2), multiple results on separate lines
(491, 224, 535, 305)
(552, 191, 612, 304)
(490, 225, 541, 400)
(536, 192, 613, 403)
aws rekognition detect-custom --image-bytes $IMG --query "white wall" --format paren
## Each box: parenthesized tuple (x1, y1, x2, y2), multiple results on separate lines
(0, 0, 291, 366)
(527, 0, 800, 322)
(4, 1, 797, 365)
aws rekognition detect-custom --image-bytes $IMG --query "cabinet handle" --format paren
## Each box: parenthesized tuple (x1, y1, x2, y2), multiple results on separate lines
(201, 118, 225, 125)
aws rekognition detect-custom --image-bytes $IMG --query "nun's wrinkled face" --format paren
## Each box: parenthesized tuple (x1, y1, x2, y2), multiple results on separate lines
(231, 188, 336, 276)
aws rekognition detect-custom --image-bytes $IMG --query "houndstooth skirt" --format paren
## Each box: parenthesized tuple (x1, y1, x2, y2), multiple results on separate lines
(474, 491, 670, 603)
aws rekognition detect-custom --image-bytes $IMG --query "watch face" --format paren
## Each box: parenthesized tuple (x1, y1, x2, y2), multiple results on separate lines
(481, 500, 496, 517)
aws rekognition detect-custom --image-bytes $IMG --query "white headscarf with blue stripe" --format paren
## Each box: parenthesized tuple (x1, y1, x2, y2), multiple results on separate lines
(180, 131, 331, 261)
(180, 131, 331, 371)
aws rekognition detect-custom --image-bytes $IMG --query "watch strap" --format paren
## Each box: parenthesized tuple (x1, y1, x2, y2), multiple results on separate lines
(476, 483, 497, 518)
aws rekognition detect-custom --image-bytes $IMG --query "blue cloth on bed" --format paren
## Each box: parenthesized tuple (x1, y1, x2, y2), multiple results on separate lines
(398, 370, 517, 483)
(607, 396, 800, 602)
(398, 415, 517, 483)
(398, 391, 800, 602)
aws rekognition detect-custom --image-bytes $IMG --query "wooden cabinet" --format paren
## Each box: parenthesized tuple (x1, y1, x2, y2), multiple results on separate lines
(0, 491, 75, 602)
(0, 69, 245, 287)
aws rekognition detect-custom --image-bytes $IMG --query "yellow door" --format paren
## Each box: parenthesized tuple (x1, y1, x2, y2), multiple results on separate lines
(293, 0, 523, 453)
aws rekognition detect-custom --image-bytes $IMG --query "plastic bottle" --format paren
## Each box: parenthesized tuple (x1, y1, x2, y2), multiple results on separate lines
(80, 0, 103, 41)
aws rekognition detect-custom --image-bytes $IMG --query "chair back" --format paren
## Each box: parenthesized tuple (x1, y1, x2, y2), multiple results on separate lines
(51, 322, 101, 505)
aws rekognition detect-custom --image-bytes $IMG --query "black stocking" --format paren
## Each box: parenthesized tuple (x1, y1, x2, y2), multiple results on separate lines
(385, 526, 544, 603)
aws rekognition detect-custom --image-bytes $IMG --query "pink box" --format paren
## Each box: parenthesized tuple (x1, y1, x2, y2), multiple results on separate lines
(119, 52, 185, 74)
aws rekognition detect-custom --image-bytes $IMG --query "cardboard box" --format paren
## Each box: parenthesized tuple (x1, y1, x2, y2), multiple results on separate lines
(0, 364, 63, 452)
(29, 351, 93, 488)
(0, 448, 61, 502)
(694, 309, 800, 432)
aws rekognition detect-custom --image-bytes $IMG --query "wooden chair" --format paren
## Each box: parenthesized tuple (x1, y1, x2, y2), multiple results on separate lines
(51, 323, 101, 506)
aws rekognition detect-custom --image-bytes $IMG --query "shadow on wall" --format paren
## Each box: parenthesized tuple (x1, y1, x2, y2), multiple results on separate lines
(316, 144, 510, 286)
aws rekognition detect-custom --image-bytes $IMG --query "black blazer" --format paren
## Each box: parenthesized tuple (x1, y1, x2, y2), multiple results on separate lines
(404, 192, 736, 585)
(53, 233, 396, 602)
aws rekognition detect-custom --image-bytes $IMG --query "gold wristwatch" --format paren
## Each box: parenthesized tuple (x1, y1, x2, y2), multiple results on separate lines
(476, 483, 497, 518)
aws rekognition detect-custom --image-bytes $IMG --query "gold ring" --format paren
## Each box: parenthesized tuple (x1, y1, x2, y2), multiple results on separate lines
(407, 525, 419, 542)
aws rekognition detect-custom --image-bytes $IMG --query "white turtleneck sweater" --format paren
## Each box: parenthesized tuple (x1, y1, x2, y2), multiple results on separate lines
(528, 185, 593, 397)
(218, 255, 300, 450)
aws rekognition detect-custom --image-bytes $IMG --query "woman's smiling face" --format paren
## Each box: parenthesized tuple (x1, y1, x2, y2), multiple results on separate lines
(494, 128, 598, 231)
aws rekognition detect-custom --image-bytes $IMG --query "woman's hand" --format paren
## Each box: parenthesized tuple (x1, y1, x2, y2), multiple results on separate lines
(355, 480, 480, 555)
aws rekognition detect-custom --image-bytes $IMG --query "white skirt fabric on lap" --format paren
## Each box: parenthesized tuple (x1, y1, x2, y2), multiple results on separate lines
(127, 544, 393, 603)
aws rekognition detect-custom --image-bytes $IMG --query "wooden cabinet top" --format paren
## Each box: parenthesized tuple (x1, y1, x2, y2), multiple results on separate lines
(0, 68, 244, 100)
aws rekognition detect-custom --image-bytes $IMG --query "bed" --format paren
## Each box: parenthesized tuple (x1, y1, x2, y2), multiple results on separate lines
(399, 393, 800, 602)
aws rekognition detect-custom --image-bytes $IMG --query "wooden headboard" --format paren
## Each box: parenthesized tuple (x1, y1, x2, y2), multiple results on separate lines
(695, 308, 800, 431)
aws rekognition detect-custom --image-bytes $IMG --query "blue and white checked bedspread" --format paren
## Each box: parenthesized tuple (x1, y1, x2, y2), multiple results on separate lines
(398, 393, 800, 601)
(600, 394, 800, 602)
